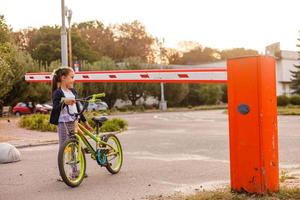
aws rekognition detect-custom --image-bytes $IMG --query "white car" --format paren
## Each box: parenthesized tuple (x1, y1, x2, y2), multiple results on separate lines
(87, 102, 108, 111)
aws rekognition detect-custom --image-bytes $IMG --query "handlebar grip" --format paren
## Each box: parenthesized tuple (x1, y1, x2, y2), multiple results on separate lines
(91, 93, 105, 102)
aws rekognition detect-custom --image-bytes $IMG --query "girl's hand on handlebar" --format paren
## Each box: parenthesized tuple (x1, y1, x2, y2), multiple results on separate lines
(64, 98, 76, 105)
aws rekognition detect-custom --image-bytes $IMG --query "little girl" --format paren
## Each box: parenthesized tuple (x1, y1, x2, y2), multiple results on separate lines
(50, 67, 92, 180)
(49, 66, 92, 149)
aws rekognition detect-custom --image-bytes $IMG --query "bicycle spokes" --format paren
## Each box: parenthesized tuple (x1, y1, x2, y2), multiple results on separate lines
(63, 142, 84, 182)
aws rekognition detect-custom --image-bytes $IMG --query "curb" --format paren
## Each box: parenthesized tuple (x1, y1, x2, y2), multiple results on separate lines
(15, 140, 58, 149)
(13, 131, 123, 149)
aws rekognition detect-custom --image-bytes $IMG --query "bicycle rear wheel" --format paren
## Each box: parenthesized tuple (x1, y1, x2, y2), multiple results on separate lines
(103, 134, 123, 174)
(58, 138, 86, 187)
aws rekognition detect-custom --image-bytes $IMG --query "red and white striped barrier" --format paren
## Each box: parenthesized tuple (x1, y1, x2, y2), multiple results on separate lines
(25, 68, 227, 83)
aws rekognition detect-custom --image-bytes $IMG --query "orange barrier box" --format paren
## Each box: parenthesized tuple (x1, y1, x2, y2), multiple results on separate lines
(227, 56, 279, 193)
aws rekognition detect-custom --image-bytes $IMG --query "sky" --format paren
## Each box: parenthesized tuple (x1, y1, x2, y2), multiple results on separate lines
(1, 0, 300, 52)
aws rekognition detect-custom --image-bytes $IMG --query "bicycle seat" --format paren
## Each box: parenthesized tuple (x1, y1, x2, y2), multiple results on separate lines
(92, 116, 108, 125)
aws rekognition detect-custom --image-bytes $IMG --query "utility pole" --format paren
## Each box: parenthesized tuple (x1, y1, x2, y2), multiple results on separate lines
(61, 0, 68, 66)
(66, 8, 73, 68)
(159, 38, 167, 111)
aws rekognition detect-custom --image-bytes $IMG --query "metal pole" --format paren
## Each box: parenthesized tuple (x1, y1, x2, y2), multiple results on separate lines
(159, 65, 167, 111)
(67, 9, 73, 68)
(159, 38, 167, 111)
(61, 0, 68, 66)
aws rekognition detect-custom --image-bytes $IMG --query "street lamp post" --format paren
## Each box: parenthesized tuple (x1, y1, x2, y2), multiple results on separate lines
(61, 0, 68, 66)
(66, 8, 73, 68)
(158, 38, 167, 111)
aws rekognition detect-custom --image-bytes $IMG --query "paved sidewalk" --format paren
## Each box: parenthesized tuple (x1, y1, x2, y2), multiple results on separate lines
(0, 118, 58, 148)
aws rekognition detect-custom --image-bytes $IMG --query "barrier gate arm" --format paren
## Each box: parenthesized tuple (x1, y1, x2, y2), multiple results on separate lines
(25, 68, 227, 83)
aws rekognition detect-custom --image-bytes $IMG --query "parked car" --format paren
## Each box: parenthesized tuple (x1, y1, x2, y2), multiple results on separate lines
(87, 102, 108, 111)
(35, 104, 50, 114)
(13, 102, 33, 116)
(42, 103, 53, 112)
(13, 102, 53, 116)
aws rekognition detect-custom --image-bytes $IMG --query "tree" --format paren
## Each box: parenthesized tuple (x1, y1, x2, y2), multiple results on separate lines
(0, 16, 51, 106)
(73, 21, 115, 61)
(120, 57, 152, 106)
(291, 35, 300, 94)
(0, 15, 10, 43)
(77, 57, 123, 108)
(14, 26, 96, 68)
(182, 84, 223, 106)
(220, 48, 258, 59)
(0, 57, 14, 100)
(181, 46, 219, 64)
(165, 48, 183, 64)
(164, 84, 189, 107)
(114, 21, 155, 62)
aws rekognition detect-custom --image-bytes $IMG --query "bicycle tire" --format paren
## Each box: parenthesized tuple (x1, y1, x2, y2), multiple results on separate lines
(58, 138, 86, 187)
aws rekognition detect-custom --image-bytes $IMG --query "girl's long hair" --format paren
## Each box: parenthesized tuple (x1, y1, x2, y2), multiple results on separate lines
(51, 67, 73, 96)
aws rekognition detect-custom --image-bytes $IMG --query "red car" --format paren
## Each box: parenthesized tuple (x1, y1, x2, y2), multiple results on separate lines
(12, 102, 33, 116)
(12, 102, 50, 116)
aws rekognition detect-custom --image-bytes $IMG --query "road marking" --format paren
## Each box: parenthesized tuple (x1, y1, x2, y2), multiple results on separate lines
(125, 151, 229, 163)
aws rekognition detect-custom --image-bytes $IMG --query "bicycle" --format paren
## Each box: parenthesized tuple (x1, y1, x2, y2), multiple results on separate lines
(57, 93, 123, 187)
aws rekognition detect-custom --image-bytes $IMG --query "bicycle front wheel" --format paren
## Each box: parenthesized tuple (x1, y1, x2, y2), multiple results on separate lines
(58, 138, 86, 187)
(103, 134, 123, 174)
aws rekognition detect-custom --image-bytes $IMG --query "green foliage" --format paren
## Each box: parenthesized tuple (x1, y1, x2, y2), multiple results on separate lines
(117, 105, 145, 112)
(182, 84, 223, 106)
(290, 95, 300, 105)
(221, 84, 228, 103)
(0, 57, 14, 100)
(100, 118, 128, 132)
(19, 114, 57, 132)
(291, 64, 300, 94)
(76, 56, 122, 108)
(220, 48, 258, 59)
(278, 105, 300, 115)
(164, 83, 189, 107)
(19, 113, 127, 133)
(115, 21, 155, 62)
(277, 95, 290, 106)
(290, 34, 300, 94)
(180, 46, 219, 64)
(0, 15, 10, 43)
(15, 26, 96, 68)
(121, 57, 152, 105)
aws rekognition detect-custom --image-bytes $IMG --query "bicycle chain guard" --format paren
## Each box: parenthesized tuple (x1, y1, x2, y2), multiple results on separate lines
(96, 149, 107, 166)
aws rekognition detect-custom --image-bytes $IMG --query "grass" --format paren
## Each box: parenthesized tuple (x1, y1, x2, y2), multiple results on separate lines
(223, 106, 300, 115)
(277, 105, 300, 115)
(280, 170, 297, 183)
(151, 187, 300, 200)
(165, 105, 228, 112)
(151, 170, 300, 200)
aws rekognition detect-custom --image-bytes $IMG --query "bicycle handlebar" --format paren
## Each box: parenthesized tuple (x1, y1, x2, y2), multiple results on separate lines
(64, 93, 106, 118)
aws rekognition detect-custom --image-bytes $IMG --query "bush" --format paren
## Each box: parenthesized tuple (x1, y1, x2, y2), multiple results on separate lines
(117, 105, 145, 112)
(20, 114, 57, 132)
(100, 118, 128, 132)
(19, 113, 127, 133)
(277, 95, 290, 106)
(290, 95, 300, 105)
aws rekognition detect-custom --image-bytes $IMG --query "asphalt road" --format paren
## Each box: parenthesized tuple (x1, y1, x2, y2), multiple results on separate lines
(1, 110, 300, 200)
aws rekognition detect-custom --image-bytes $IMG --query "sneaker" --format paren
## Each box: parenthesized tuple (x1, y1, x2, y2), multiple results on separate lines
(70, 170, 80, 179)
